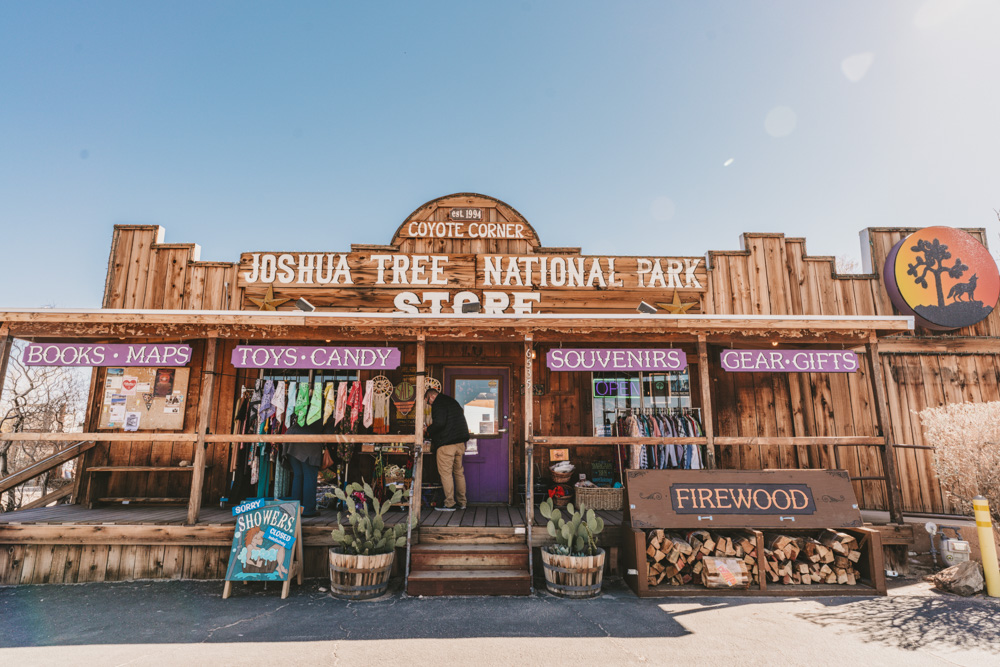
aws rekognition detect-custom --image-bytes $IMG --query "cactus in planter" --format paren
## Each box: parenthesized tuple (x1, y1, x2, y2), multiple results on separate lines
(331, 481, 410, 555)
(539, 497, 604, 556)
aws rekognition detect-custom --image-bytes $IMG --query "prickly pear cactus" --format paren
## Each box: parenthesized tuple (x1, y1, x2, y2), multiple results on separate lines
(330, 480, 413, 555)
(539, 497, 604, 556)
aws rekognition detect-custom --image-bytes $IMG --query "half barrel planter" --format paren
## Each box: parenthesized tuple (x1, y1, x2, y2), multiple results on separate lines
(541, 548, 605, 598)
(328, 550, 394, 600)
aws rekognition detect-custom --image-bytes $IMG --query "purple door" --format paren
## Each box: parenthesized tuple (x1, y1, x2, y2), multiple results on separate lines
(444, 367, 510, 504)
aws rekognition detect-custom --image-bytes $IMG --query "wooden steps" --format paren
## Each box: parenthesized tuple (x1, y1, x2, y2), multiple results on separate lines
(407, 523, 531, 596)
(410, 543, 529, 570)
(407, 568, 531, 596)
(418, 526, 526, 544)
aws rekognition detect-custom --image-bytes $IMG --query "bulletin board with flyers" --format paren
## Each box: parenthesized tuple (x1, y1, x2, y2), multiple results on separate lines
(98, 367, 191, 430)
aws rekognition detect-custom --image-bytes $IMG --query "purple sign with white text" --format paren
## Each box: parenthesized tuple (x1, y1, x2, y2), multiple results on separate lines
(721, 349, 859, 373)
(21, 343, 192, 367)
(231, 345, 401, 370)
(546, 348, 687, 372)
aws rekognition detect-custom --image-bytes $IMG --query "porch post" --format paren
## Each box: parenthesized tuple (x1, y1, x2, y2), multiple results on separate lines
(696, 336, 717, 469)
(413, 334, 426, 525)
(0, 324, 12, 402)
(187, 335, 218, 525)
(405, 334, 426, 590)
(0, 325, 11, 507)
(865, 334, 904, 524)
(524, 334, 534, 535)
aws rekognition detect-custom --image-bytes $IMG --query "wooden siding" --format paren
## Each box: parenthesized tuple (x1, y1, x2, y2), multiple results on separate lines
(82, 220, 1000, 515)
(705, 230, 1000, 514)
(81, 226, 239, 502)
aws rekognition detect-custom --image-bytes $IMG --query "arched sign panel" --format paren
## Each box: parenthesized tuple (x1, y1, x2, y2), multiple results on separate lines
(883, 226, 1000, 331)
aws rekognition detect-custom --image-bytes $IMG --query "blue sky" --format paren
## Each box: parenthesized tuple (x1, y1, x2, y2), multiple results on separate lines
(2, 1, 998, 308)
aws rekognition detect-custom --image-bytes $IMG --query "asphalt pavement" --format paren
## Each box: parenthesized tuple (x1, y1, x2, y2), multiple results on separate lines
(2, 576, 999, 666)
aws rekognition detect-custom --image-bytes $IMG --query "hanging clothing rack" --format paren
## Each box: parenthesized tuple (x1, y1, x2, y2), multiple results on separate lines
(606, 407, 708, 472)
(606, 406, 702, 417)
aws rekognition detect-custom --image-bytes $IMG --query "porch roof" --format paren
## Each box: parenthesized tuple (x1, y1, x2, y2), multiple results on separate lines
(0, 308, 913, 343)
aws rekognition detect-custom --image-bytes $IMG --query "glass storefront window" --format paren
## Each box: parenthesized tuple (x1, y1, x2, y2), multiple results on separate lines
(591, 371, 691, 435)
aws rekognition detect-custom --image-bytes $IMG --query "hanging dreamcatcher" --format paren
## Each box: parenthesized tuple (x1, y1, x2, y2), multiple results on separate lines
(371, 375, 394, 434)
(424, 377, 441, 425)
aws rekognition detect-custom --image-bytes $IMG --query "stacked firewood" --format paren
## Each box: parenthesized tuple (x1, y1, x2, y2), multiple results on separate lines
(645, 529, 759, 588)
(762, 530, 863, 586)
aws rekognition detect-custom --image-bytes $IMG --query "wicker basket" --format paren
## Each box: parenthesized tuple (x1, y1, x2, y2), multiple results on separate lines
(384, 469, 405, 485)
(551, 470, 573, 484)
(574, 486, 623, 511)
(549, 484, 573, 507)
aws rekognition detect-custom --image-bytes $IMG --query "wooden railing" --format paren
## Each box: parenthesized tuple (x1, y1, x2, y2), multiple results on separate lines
(0, 439, 95, 500)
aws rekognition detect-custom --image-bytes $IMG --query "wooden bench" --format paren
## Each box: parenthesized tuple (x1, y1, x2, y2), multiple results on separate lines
(88, 466, 197, 473)
(86, 466, 210, 507)
(95, 497, 189, 505)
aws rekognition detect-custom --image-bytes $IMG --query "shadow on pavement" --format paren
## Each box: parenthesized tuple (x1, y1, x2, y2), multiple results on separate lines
(798, 592, 1000, 653)
(4, 578, 700, 647)
(6, 576, 995, 649)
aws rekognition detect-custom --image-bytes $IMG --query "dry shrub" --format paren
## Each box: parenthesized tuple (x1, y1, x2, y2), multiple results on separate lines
(919, 401, 1000, 522)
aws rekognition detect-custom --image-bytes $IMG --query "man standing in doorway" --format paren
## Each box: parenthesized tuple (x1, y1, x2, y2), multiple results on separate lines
(425, 388, 471, 511)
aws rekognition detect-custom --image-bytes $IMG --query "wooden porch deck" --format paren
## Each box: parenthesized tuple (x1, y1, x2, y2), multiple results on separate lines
(0, 503, 624, 533)
(0, 503, 625, 585)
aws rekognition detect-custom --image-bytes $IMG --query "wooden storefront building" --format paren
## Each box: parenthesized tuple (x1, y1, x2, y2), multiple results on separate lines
(0, 192, 996, 589)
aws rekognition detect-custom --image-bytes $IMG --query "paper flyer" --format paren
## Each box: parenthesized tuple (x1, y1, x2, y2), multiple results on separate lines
(123, 412, 141, 431)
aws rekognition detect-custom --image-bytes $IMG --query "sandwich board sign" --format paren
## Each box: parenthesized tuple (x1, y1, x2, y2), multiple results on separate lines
(223, 499, 303, 599)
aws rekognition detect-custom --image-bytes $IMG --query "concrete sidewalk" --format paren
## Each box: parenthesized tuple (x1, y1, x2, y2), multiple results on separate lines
(2, 576, 999, 666)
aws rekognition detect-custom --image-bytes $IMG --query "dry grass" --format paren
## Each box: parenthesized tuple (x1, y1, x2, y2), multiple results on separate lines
(919, 401, 1000, 522)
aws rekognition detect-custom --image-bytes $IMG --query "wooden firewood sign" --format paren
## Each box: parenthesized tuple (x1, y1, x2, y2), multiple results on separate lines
(624, 469, 864, 530)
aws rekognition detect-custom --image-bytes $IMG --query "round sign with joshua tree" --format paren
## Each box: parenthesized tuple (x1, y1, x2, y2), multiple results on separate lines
(884, 226, 1000, 331)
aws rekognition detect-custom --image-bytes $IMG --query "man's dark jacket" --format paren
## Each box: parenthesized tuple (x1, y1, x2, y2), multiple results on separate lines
(426, 393, 471, 452)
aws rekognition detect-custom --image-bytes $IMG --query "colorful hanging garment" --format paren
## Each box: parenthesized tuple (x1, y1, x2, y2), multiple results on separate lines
(334, 381, 349, 424)
(362, 379, 375, 428)
(347, 381, 363, 430)
(306, 380, 323, 425)
(322, 382, 336, 424)
(255, 420, 269, 496)
(249, 450, 260, 486)
(285, 381, 297, 426)
(273, 449, 291, 498)
(259, 380, 275, 420)
(250, 378, 262, 405)
(294, 381, 310, 426)
(273, 381, 286, 428)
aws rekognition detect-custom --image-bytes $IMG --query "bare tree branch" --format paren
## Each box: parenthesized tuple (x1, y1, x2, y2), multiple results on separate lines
(1, 340, 88, 511)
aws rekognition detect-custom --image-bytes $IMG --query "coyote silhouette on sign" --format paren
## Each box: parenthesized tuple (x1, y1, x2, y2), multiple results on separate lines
(885, 226, 999, 331)
(947, 274, 978, 302)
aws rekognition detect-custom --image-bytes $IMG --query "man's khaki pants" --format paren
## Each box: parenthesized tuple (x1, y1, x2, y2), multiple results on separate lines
(436, 442, 468, 508)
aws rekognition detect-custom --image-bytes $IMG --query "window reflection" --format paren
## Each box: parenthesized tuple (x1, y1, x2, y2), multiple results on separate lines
(454, 378, 500, 436)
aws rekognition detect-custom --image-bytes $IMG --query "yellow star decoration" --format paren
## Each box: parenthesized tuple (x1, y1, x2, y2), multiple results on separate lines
(247, 285, 291, 311)
(656, 291, 699, 314)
